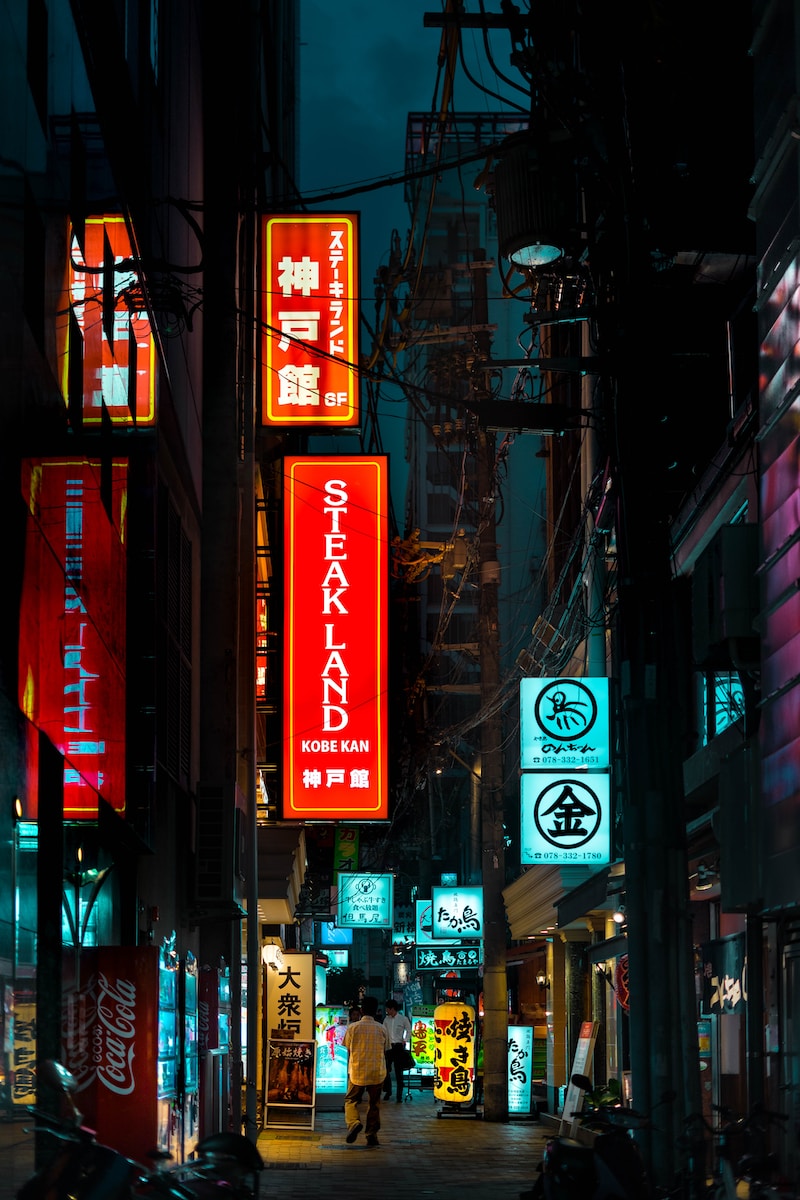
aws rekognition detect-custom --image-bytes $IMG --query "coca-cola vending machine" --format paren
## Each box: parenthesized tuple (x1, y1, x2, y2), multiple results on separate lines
(63, 942, 180, 1166)
(180, 952, 199, 1158)
(198, 960, 231, 1140)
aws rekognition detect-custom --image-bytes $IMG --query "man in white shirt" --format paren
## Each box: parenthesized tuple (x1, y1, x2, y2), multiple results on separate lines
(382, 998, 412, 1103)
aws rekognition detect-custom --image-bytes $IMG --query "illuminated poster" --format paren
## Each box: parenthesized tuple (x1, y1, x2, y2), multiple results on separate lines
(521, 772, 610, 865)
(262, 214, 359, 426)
(314, 1006, 349, 1094)
(18, 459, 127, 818)
(59, 216, 157, 425)
(520, 677, 610, 769)
(433, 1002, 476, 1104)
(336, 873, 394, 928)
(508, 1025, 534, 1115)
(283, 456, 388, 819)
(409, 1008, 436, 1069)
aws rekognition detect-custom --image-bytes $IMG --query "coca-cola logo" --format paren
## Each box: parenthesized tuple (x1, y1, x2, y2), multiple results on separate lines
(198, 999, 210, 1053)
(62, 976, 99, 1093)
(94, 972, 137, 1096)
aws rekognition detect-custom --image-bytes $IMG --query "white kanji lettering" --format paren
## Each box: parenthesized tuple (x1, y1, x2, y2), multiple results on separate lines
(303, 769, 322, 788)
(350, 769, 369, 788)
(278, 311, 321, 351)
(277, 364, 320, 406)
(277, 256, 319, 296)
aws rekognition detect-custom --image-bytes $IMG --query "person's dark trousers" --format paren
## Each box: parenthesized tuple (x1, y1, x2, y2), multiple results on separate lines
(389, 1043, 405, 1101)
(345, 1080, 383, 1137)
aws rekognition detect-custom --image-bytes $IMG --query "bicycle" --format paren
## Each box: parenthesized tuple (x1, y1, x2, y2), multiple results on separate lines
(665, 1103, 789, 1200)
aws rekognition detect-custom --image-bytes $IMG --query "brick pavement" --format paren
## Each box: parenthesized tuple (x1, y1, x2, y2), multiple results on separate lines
(0, 1091, 550, 1199)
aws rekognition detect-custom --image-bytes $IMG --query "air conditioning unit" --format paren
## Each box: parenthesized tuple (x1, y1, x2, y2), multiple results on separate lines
(692, 524, 759, 669)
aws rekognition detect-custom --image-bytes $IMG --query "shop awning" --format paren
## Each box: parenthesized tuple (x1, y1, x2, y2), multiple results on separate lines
(257, 824, 307, 925)
(503, 865, 596, 939)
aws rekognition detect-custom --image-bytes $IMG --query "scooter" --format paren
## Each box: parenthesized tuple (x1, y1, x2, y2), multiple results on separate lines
(18, 1061, 263, 1200)
(523, 1073, 654, 1200)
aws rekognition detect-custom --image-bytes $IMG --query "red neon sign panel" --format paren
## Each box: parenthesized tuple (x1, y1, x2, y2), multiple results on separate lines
(18, 459, 127, 818)
(283, 456, 388, 820)
(262, 215, 359, 427)
(59, 216, 157, 426)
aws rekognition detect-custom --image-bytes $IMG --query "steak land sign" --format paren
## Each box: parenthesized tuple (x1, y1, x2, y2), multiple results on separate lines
(283, 457, 388, 819)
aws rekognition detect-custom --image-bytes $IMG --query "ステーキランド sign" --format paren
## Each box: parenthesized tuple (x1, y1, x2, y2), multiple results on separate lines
(262, 215, 359, 426)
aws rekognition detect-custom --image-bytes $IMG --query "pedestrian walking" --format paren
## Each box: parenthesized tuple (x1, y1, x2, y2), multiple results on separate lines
(343, 995, 391, 1148)
(382, 998, 412, 1102)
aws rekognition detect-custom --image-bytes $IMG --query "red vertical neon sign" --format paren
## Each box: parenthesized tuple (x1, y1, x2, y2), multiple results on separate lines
(262, 215, 359, 427)
(283, 456, 388, 819)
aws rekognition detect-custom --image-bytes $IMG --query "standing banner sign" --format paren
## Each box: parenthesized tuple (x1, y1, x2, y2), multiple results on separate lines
(265, 952, 316, 1129)
(559, 1020, 599, 1136)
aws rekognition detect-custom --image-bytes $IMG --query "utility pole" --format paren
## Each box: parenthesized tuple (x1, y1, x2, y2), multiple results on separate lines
(473, 256, 508, 1122)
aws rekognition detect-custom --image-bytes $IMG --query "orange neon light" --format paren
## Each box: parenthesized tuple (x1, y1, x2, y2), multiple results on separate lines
(262, 215, 359, 427)
(58, 216, 157, 426)
(283, 456, 388, 819)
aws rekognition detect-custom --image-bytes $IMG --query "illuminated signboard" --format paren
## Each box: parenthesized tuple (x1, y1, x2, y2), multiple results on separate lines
(508, 1025, 535, 1115)
(415, 899, 458, 947)
(262, 214, 359, 426)
(520, 677, 610, 770)
(433, 1002, 476, 1104)
(18, 459, 127, 818)
(266, 952, 314, 1041)
(318, 922, 353, 947)
(521, 772, 611, 865)
(283, 456, 388, 820)
(415, 945, 482, 971)
(409, 1009, 436, 1068)
(59, 216, 157, 426)
(336, 873, 394, 928)
(431, 886, 484, 939)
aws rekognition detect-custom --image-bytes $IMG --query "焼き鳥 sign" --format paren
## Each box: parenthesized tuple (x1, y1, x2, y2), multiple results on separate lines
(433, 1002, 476, 1104)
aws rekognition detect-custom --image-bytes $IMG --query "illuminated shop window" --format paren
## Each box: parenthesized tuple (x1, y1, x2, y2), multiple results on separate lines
(59, 216, 157, 426)
(700, 671, 745, 744)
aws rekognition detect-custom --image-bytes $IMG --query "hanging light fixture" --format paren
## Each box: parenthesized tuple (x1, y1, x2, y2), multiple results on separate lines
(492, 130, 583, 273)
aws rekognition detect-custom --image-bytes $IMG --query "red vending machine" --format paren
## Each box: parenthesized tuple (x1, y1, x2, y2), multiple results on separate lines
(198, 960, 231, 1139)
(181, 952, 199, 1158)
(63, 942, 180, 1166)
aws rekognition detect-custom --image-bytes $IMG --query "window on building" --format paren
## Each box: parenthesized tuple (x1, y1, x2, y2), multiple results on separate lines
(699, 671, 745, 744)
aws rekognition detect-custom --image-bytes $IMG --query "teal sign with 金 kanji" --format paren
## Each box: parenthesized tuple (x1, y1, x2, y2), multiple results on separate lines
(520, 677, 610, 770)
(336, 872, 394, 927)
(520, 772, 611, 865)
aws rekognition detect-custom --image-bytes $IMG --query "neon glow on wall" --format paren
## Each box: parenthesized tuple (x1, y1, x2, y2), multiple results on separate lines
(59, 216, 157, 425)
(18, 459, 127, 819)
(283, 456, 388, 819)
(262, 215, 359, 426)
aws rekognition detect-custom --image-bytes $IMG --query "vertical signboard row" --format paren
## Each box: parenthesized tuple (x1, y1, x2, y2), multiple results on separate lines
(283, 456, 388, 821)
(519, 677, 612, 865)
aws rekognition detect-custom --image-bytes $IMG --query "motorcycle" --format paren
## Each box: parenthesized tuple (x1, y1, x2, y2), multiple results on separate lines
(523, 1073, 655, 1200)
(18, 1060, 263, 1200)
